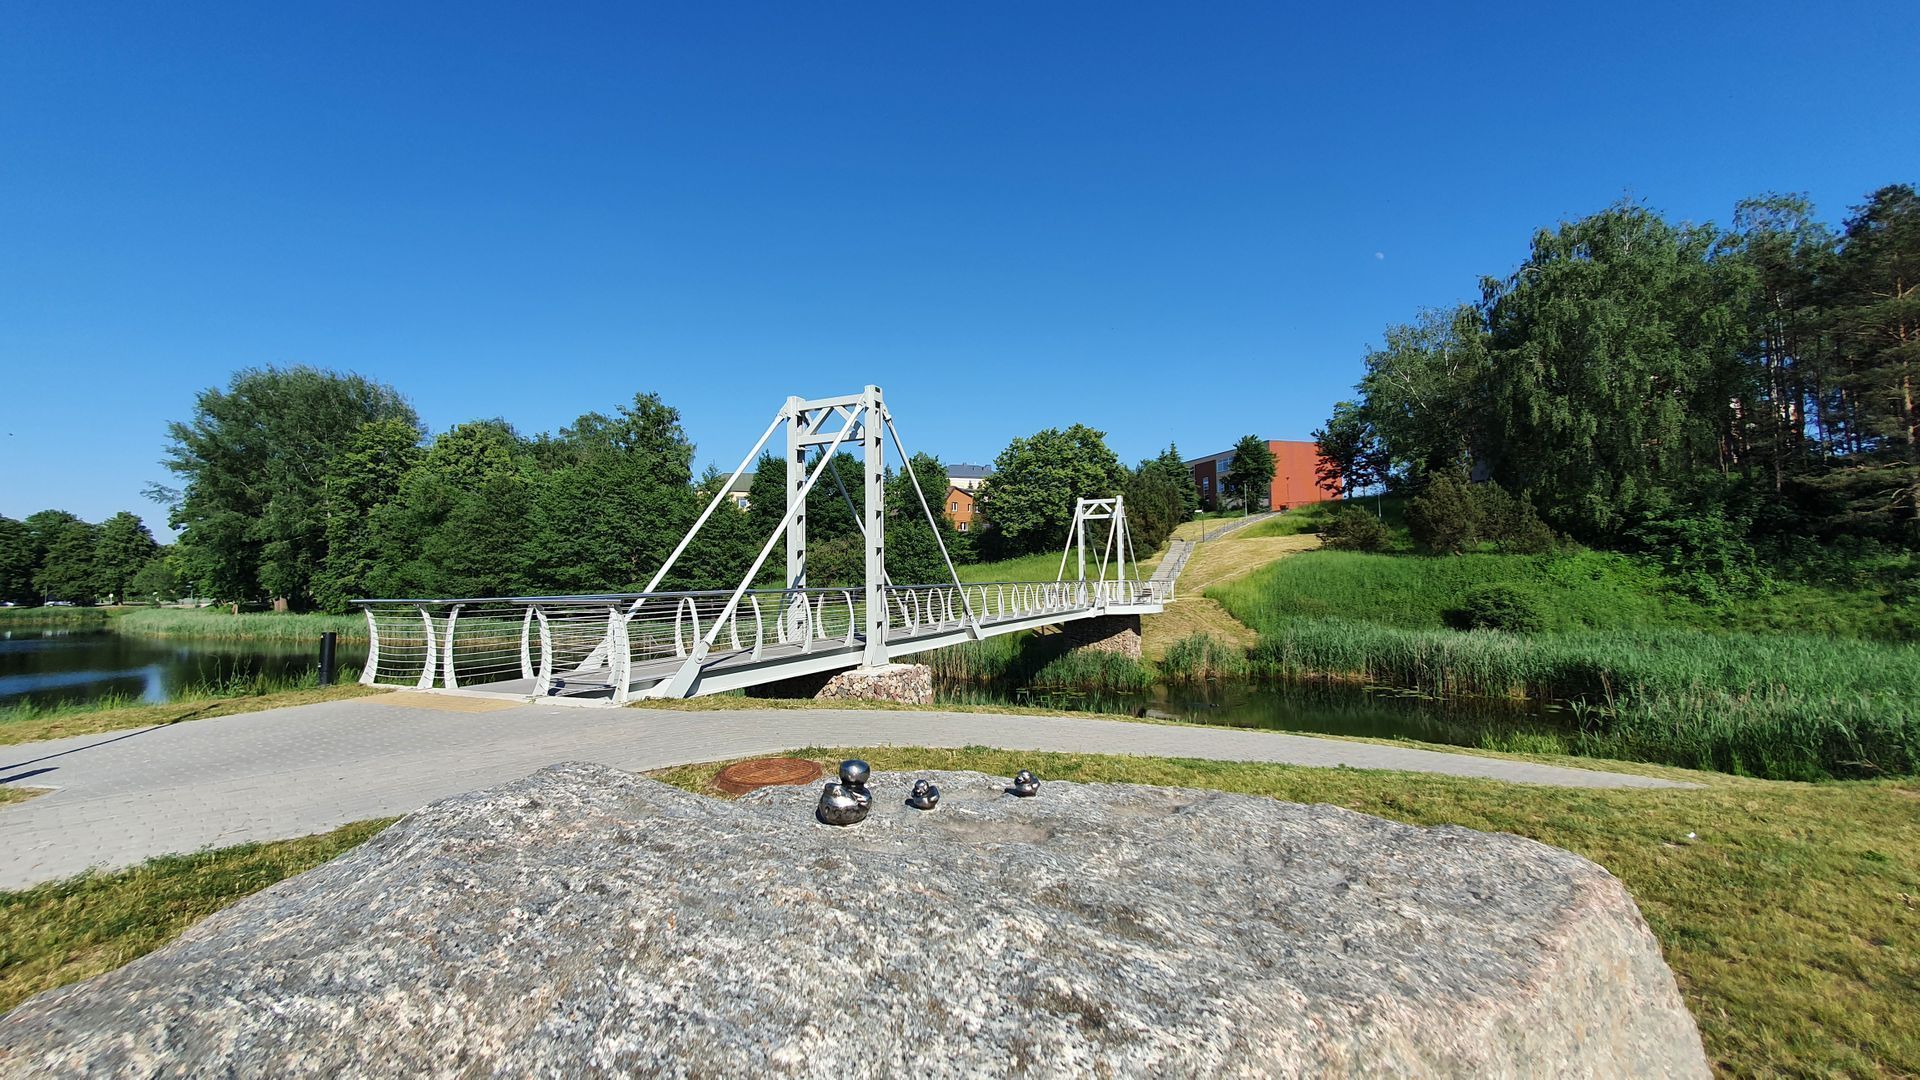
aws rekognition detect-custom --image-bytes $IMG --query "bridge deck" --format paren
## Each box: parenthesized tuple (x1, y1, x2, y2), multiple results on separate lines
(359, 580, 1164, 705)
(429, 600, 1160, 704)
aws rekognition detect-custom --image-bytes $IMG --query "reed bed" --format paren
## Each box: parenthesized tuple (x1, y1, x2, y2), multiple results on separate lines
(1157, 632, 1251, 683)
(924, 632, 1154, 692)
(0, 607, 112, 628)
(1232, 617, 1919, 779)
(115, 608, 368, 643)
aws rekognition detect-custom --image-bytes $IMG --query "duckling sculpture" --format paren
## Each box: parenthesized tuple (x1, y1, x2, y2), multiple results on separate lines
(816, 781, 869, 826)
(905, 778, 941, 811)
(839, 759, 873, 808)
(1007, 769, 1040, 798)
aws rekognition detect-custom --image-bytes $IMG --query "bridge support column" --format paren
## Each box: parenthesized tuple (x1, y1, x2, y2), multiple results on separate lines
(748, 662, 932, 705)
(1061, 614, 1142, 660)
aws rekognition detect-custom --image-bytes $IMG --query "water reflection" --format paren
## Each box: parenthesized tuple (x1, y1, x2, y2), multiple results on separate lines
(0, 629, 331, 710)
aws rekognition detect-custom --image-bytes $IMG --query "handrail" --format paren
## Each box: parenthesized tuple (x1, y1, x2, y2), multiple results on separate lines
(355, 577, 1164, 696)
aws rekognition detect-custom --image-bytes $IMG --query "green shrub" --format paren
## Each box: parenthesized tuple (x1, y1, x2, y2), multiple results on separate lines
(1320, 507, 1391, 551)
(1628, 509, 1775, 602)
(1406, 470, 1480, 553)
(1450, 583, 1546, 633)
(1474, 485, 1557, 554)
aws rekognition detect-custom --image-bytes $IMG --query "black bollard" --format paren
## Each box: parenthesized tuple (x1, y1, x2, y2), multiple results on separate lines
(318, 631, 337, 687)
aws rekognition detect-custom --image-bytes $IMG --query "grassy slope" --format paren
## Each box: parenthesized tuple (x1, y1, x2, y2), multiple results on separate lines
(1207, 549, 1920, 779)
(4, 747, 1912, 1074)
(0, 685, 386, 747)
(1212, 547, 1910, 639)
(651, 747, 1920, 1077)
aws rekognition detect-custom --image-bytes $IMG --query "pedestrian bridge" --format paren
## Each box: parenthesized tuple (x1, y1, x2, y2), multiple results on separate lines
(355, 387, 1165, 704)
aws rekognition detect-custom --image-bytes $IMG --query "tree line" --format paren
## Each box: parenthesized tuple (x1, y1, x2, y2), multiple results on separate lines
(1314, 183, 1920, 576)
(4, 367, 1206, 611)
(0, 510, 168, 606)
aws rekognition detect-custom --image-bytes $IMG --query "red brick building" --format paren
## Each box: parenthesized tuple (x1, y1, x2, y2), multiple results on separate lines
(1187, 441, 1341, 511)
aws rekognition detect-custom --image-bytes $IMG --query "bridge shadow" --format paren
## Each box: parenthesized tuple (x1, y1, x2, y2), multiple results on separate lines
(0, 723, 174, 775)
(984, 629, 1082, 684)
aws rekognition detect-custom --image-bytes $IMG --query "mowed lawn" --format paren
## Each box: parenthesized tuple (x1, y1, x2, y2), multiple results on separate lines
(3, 747, 1914, 1075)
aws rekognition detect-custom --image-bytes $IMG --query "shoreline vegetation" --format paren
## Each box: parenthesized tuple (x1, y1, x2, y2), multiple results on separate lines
(3, 748, 1913, 1075)
(0, 606, 368, 642)
(10, 525, 1920, 781)
(0, 680, 378, 747)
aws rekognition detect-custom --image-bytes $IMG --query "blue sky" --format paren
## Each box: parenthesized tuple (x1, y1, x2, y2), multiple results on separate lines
(2, 1, 1911, 539)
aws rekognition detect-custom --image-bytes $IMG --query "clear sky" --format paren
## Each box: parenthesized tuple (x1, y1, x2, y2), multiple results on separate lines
(2, 1, 1911, 539)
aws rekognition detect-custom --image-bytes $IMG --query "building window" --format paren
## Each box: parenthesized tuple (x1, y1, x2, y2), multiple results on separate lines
(958, 521, 968, 532)
(950, 501, 957, 512)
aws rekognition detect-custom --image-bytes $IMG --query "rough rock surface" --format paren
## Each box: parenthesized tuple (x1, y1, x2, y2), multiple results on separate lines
(0, 763, 1708, 1077)
(750, 662, 934, 704)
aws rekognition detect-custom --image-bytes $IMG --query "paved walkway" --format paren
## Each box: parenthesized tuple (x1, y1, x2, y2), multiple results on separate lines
(0, 693, 1688, 890)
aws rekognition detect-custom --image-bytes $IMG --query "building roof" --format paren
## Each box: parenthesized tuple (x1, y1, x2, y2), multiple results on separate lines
(947, 463, 993, 480)
(727, 472, 754, 493)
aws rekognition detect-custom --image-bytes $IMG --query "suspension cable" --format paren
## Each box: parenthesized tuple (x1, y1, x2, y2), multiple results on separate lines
(880, 409, 981, 631)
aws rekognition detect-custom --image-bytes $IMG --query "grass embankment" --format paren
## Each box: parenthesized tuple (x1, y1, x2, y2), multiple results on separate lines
(1210, 550, 1920, 779)
(652, 747, 1920, 1077)
(0, 819, 394, 1015)
(6, 746, 1912, 1073)
(0, 684, 382, 747)
(115, 608, 366, 642)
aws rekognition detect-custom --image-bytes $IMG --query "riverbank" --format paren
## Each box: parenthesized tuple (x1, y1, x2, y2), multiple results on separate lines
(0, 606, 367, 642)
(1205, 548, 1920, 781)
(0, 683, 380, 746)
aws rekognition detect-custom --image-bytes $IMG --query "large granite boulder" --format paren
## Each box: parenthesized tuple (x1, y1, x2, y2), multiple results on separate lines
(0, 763, 1708, 1077)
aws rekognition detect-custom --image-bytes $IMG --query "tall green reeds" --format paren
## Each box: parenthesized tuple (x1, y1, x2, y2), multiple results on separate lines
(115, 608, 367, 642)
(925, 631, 1153, 692)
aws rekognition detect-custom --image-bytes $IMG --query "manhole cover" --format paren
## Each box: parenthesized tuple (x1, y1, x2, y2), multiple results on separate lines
(713, 757, 823, 795)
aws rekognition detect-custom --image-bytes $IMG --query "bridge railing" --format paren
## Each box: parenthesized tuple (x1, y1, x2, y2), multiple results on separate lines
(355, 586, 874, 700)
(355, 576, 1166, 700)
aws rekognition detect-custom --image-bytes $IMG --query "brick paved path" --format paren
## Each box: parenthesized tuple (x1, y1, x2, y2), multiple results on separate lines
(0, 693, 1688, 890)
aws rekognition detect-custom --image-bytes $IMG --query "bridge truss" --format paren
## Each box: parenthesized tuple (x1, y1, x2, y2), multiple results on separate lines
(353, 387, 1166, 704)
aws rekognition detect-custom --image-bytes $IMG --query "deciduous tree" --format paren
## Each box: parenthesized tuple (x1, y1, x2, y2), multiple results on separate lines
(1223, 435, 1276, 512)
(159, 366, 418, 607)
(977, 425, 1124, 555)
(93, 511, 159, 603)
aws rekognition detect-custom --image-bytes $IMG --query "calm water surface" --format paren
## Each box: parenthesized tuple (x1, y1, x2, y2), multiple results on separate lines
(0, 628, 335, 709)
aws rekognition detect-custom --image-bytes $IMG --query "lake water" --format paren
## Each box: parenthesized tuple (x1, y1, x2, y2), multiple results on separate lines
(0, 627, 336, 710)
(3, 627, 1547, 751)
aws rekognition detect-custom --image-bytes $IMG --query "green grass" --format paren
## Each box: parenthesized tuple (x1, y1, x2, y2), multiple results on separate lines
(1209, 550, 1920, 779)
(0, 682, 381, 747)
(115, 607, 367, 642)
(1217, 547, 1913, 640)
(652, 745, 1920, 1078)
(0, 818, 394, 1015)
(954, 550, 1082, 584)
(1215, 549, 1698, 632)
